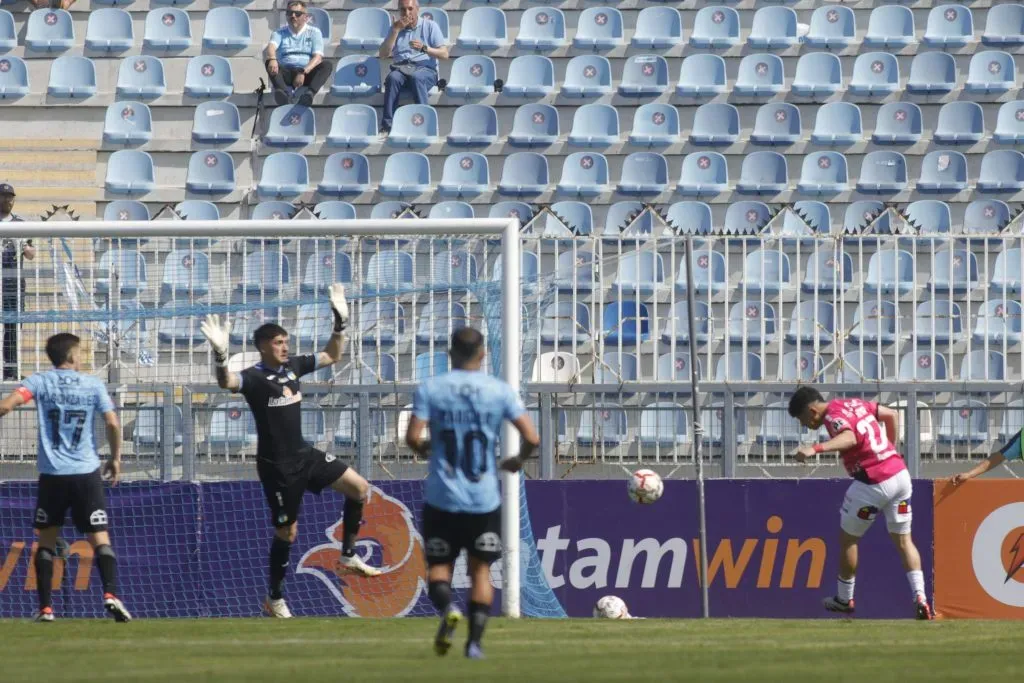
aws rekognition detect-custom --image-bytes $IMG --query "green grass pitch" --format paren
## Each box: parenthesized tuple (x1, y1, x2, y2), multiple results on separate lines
(0, 618, 1015, 682)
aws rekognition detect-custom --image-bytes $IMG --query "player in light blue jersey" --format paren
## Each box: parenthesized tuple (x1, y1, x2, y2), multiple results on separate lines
(406, 327, 539, 660)
(0, 333, 130, 622)
(951, 427, 1023, 485)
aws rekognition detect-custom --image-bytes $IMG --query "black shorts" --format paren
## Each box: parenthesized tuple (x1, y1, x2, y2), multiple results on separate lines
(421, 504, 503, 566)
(34, 469, 109, 533)
(258, 446, 349, 528)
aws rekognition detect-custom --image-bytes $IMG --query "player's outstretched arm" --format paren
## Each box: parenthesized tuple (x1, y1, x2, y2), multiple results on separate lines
(500, 413, 541, 473)
(317, 283, 349, 368)
(0, 389, 29, 418)
(102, 410, 122, 486)
(951, 453, 1006, 486)
(794, 430, 857, 463)
(201, 314, 241, 391)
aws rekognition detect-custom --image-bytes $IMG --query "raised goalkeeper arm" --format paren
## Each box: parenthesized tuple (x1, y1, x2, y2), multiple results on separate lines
(317, 283, 349, 368)
(201, 314, 241, 391)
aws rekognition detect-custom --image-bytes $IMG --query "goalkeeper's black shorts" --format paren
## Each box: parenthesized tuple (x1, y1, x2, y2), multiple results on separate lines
(257, 447, 349, 528)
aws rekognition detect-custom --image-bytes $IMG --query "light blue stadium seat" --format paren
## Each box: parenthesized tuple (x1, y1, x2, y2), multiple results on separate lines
(117, 56, 166, 99)
(104, 102, 153, 145)
(105, 150, 155, 194)
(750, 103, 800, 146)
(917, 151, 968, 193)
(845, 200, 888, 234)
(841, 349, 886, 383)
(379, 151, 431, 197)
(184, 56, 232, 97)
(445, 56, 495, 97)
(906, 200, 953, 238)
(26, 9, 73, 51)
(498, 152, 548, 196)
(619, 55, 669, 97)
(850, 301, 898, 345)
(938, 401, 988, 446)
(743, 248, 790, 295)
(992, 248, 1023, 293)
(509, 103, 559, 147)
(143, 9, 190, 50)
(490, 201, 533, 225)
(301, 410, 326, 442)
(574, 6, 623, 50)
(387, 104, 438, 148)
(734, 54, 784, 98)
(265, 105, 315, 147)
(447, 104, 497, 146)
(104, 200, 149, 222)
(973, 299, 1022, 344)
(782, 200, 830, 241)
(914, 299, 962, 345)
(576, 405, 628, 448)
(865, 5, 915, 48)
(632, 6, 681, 49)
(438, 152, 489, 196)
(924, 4, 973, 48)
(364, 250, 415, 293)
(494, 248, 540, 286)
(341, 7, 389, 50)
(934, 101, 984, 144)
(313, 201, 356, 221)
(655, 352, 701, 385)
(457, 6, 507, 50)
(176, 200, 219, 221)
(748, 6, 798, 49)
(666, 201, 712, 235)
(677, 152, 728, 197)
(562, 55, 612, 97)
(193, 101, 240, 143)
(983, 4, 1024, 45)
(294, 303, 331, 347)
(691, 6, 739, 49)
(0, 11, 15, 51)
(516, 7, 566, 51)
(736, 151, 787, 195)
(207, 402, 257, 448)
(85, 8, 133, 52)
(964, 199, 1010, 237)
(540, 301, 591, 344)
(872, 103, 922, 145)
(617, 152, 668, 197)
(930, 247, 975, 293)
(334, 410, 387, 448)
(566, 103, 618, 147)
(595, 354, 638, 392)
(857, 151, 908, 194)
(202, 7, 250, 49)
(371, 201, 416, 220)
(791, 53, 842, 99)
(96, 248, 147, 295)
(358, 302, 405, 347)
(978, 150, 1024, 193)
(960, 350, 1006, 382)
(690, 103, 739, 146)
(557, 152, 608, 197)
(603, 301, 650, 346)
(759, 401, 817, 447)
(806, 5, 855, 48)
(849, 53, 899, 97)
(331, 56, 381, 97)
(802, 247, 852, 293)
(716, 352, 763, 382)
(780, 351, 825, 382)
(134, 404, 184, 448)
(415, 301, 468, 344)
(552, 245, 594, 289)
(994, 102, 1024, 144)
(416, 352, 451, 380)
(724, 200, 771, 235)
(256, 152, 309, 198)
(676, 54, 727, 97)
(327, 104, 377, 147)
(906, 52, 957, 95)
(600, 201, 651, 240)
(307, 7, 331, 43)
(701, 402, 747, 446)
(162, 249, 210, 296)
(503, 55, 554, 97)
(798, 151, 847, 195)
(240, 248, 290, 293)
(417, 8, 445, 43)
(810, 102, 861, 146)
(640, 403, 688, 447)
(430, 249, 478, 287)
(250, 201, 295, 220)
(728, 302, 776, 346)
(630, 103, 679, 147)
(660, 300, 711, 345)
(865, 249, 914, 295)
(48, 55, 96, 98)
(185, 150, 234, 194)
(612, 251, 664, 294)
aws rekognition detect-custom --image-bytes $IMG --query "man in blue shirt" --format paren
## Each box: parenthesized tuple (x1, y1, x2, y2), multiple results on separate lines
(265, 0, 332, 106)
(377, 0, 449, 133)
(406, 327, 539, 660)
(0, 333, 130, 622)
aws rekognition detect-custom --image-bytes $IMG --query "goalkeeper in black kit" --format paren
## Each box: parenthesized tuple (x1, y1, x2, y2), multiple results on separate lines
(201, 283, 381, 618)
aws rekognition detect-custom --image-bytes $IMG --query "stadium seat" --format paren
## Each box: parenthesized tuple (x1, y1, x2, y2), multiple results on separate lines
(845, 200, 888, 234)
(378, 151, 431, 197)
(690, 6, 739, 49)
(25, 9, 73, 51)
(162, 249, 210, 296)
(964, 199, 1011, 237)
(655, 352, 701, 384)
(991, 248, 1024, 293)
(562, 56, 612, 98)
(806, 5, 855, 48)
(531, 351, 580, 383)
(612, 252, 665, 295)
(743, 249, 790, 295)
(313, 201, 355, 221)
(865, 249, 914, 296)
(780, 351, 825, 383)
(553, 247, 595, 290)
(632, 6, 681, 49)
(736, 151, 788, 195)
(724, 200, 771, 235)
(782, 201, 830, 241)
(660, 300, 711, 345)
(509, 103, 559, 147)
(307, 7, 332, 43)
(983, 4, 1024, 45)
(574, 6, 623, 50)
(545, 202, 591, 238)
(750, 104, 801, 146)
(727, 302, 776, 346)
(105, 150, 155, 194)
(143, 9, 191, 50)
(207, 402, 257, 448)
(906, 52, 957, 95)
(256, 152, 309, 198)
(429, 249, 478, 287)
(849, 53, 899, 97)
(457, 6, 507, 50)
(185, 151, 234, 194)
(176, 200, 219, 221)
(810, 102, 862, 146)
(341, 7, 389, 50)
(294, 303, 332, 347)
(364, 250, 415, 293)
(192, 101, 240, 143)
(791, 53, 842, 99)
(415, 302, 468, 344)
(334, 410, 387, 448)
(240, 249, 290, 293)
(566, 103, 618, 147)
(416, 8, 445, 43)
(264, 105, 315, 147)
(977, 150, 1024, 193)
(617, 152, 668, 197)
(503, 56, 554, 98)
(630, 103, 680, 147)
(104, 200, 149, 222)
(445, 56, 496, 97)
(85, 8, 133, 52)
(690, 103, 739, 146)
(864, 5, 916, 48)
(734, 54, 784, 98)
(96, 248, 147, 295)
(798, 152, 848, 195)
(906, 200, 953, 239)
(498, 152, 548, 196)
(556, 152, 608, 197)
(47, 56, 96, 98)
(640, 403, 688, 448)
(358, 302, 405, 345)
(841, 350, 886, 383)
(917, 151, 968, 193)
(326, 104, 377, 147)
(934, 102, 985, 144)
(973, 299, 1022, 344)
(758, 402, 814, 448)
(914, 299, 963, 345)
(676, 54, 727, 97)
(202, 7, 251, 49)
(856, 151, 908, 194)
(447, 104, 497, 146)
(960, 350, 1006, 382)
(930, 247, 976, 293)
(619, 55, 669, 97)
(937, 400, 988, 445)
(331, 56, 381, 97)
(677, 153, 728, 197)
(600, 201, 650, 239)
(134, 404, 184, 448)
(0, 11, 14, 52)
(493, 248, 539, 287)
(994, 102, 1024, 144)
(748, 6, 798, 49)
(301, 410, 326, 443)
(300, 250, 352, 294)
(576, 405, 628, 448)
(849, 301, 898, 345)
(515, 7, 566, 51)
(540, 302, 591, 344)
(117, 56, 166, 99)
(602, 301, 650, 346)
(371, 201, 415, 221)
(387, 104, 438, 148)
(802, 247, 853, 294)
(923, 4, 973, 48)
(872, 103, 923, 145)
(185, 56, 233, 97)
(701, 403, 747, 445)
(438, 152, 489, 197)
(250, 201, 296, 220)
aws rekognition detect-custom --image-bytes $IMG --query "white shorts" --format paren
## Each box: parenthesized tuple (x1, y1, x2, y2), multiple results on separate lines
(839, 469, 913, 537)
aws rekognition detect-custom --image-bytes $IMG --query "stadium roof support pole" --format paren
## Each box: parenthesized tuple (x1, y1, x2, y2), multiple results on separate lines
(500, 217, 523, 619)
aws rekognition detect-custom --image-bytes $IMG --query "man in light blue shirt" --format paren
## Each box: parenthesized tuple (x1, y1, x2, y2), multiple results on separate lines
(377, 0, 449, 133)
(265, 0, 332, 106)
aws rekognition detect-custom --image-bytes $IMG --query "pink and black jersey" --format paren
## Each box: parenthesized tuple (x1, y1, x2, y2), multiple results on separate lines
(824, 398, 906, 484)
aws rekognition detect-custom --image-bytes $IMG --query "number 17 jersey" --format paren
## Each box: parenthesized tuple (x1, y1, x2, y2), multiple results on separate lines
(824, 398, 906, 484)
(413, 369, 526, 514)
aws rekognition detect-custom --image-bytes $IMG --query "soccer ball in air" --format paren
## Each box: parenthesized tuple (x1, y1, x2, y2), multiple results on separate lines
(627, 469, 664, 504)
(593, 595, 631, 619)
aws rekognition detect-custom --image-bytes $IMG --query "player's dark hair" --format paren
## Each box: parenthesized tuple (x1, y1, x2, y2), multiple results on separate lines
(45, 333, 80, 367)
(253, 323, 289, 349)
(449, 327, 485, 368)
(788, 386, 825, 418)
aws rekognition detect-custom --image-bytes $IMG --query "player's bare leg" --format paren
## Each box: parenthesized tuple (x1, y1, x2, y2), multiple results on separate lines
(264, 522, 297, 618)
(465, 557, 493, 660)
(329, 469, 381, 577)
(824, 531, 858, 615)
(33, 526, 59, 622)
(87, 530, 131, 622)
(427, 562, 462, 656)
(891, 532, 933, 620)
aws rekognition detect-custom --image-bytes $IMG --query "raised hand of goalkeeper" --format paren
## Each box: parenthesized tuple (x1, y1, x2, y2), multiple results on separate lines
(201, 314, 231, 365)
(329, 283, 350, 333)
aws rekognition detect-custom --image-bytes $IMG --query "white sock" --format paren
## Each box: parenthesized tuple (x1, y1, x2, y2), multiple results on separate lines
(837, 576, 855, 603)
(907, 570, 925, 601)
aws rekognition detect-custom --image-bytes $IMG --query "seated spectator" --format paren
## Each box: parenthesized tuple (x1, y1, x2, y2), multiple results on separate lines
(377, 0, 448, 134)
(32, 0, 75, 9)
(265, 0, 332, 106)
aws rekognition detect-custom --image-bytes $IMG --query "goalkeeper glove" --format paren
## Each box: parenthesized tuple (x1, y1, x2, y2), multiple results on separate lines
(329, 283, 350, 333)
(200, 314, 231, 365)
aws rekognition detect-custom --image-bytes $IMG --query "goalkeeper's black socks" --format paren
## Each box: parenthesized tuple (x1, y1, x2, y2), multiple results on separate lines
(269, 537, 291, 600)
(95, 545, 119, 596)
(428, 580, 452, 613)
(35, 546, 55, 609)
(467, 601, 489, 649)
(341, 497, 364, 556)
